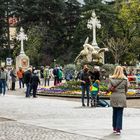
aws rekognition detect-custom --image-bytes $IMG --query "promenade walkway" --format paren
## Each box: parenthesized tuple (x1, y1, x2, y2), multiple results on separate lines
(0, 87, 140, 140)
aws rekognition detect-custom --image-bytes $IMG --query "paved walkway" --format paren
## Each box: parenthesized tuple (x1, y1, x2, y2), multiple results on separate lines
(0, 87, 140, 140)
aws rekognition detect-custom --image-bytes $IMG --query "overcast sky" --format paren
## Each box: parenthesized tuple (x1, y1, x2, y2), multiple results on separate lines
(78, 0, 113, 4)
(78, 0, 84, 4)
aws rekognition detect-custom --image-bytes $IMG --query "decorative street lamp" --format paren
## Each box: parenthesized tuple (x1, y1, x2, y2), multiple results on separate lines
(16, 27, 28, 55)
(87, 10, 101, 48)
(54, 59, 56, 67)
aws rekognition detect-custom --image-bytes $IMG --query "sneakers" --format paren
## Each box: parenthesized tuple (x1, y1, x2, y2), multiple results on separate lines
(113, 128, 121, 135)
(116, 131, 121, 135)
(113, 130, 117, 133)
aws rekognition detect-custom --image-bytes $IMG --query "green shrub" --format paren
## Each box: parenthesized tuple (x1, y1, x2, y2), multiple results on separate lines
(56, 80, 81, 90)
(101, 64, 115, 77)
(64, 64, 77, 79)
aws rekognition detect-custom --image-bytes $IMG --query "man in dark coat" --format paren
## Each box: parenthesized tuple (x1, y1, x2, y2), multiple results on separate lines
(30, 70, 40, 98)
(23, 68, 32, 97)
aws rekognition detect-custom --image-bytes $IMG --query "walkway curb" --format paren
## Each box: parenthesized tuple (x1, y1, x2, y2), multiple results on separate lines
(37, 92, 140, 99)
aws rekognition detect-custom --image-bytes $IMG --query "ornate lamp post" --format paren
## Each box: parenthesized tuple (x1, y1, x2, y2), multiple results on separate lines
(53, 59, 56, 67)
(16, 27, 28, 55)
(87, 10, 101, 48)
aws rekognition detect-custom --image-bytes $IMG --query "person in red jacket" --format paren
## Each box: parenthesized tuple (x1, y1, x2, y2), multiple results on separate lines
(17, 67, 24, 88)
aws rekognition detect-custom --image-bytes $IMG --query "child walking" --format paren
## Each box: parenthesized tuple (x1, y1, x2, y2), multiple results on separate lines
(90, 80, 100, 107)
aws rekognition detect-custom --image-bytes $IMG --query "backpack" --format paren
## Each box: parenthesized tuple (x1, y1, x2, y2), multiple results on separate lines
(53, 68, 58, 76)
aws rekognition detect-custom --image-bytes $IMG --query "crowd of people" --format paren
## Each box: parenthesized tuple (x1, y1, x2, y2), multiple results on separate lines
(0, 64, 130, 135)
(0, 65, 65, 97)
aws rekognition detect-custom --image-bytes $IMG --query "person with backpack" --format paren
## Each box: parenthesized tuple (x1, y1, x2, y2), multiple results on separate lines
(44, 66, 51, 86)
(90, 80, 100, 107)
(58, 67, 63, 83)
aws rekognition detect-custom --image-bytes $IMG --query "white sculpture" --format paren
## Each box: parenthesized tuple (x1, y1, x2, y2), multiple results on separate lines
(87, 10, 101, 48)
(74, 37, 108, 64)
(16, 27, 29, 71)
(75, 10, 108, 64)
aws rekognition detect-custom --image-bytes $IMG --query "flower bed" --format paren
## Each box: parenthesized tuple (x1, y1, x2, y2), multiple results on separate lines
(37, 80, 140, 98)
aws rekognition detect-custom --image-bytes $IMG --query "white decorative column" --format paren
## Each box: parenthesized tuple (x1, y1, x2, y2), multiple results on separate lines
(87, 10, 107, 64)
(87, 10, 101, 49)
(16, 27, 30, 71)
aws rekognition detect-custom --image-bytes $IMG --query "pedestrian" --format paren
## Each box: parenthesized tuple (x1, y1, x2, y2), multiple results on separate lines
(10, 67, 16, 90)
(30, 70, 40, 98)
(40, 66, 44, 86)
(17, 67, 24, 88)
(7, 67, 12, 90)
(53, 65, 59, 86)
(90, 80, 100, 107)
(108, 66, 128, 135)
(0, 67, 8, 95)
(122, 66, 128, 77)
(89, 66, 101, 102)
(23, 68, 32, 97)
(80, 65, 91, 107)
(58, 67, 63, 83)
(43, 66, 51, 86)
(89, 66, 100, 82)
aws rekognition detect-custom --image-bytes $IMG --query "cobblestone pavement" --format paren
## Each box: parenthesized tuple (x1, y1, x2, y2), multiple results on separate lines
(0, 121, 96, 140)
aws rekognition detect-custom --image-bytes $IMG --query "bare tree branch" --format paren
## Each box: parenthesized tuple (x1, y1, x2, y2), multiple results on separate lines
(103, 37, 129, 64)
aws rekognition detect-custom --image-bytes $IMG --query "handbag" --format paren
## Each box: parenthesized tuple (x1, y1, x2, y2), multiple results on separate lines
(107, 79, 124, 93)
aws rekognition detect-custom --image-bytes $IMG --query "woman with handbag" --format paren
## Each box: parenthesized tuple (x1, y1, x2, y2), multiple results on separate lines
(108, 66, 128, 135)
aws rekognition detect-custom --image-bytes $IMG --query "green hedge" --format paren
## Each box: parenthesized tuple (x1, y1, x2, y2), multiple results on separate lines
(55, 80, 108, 92)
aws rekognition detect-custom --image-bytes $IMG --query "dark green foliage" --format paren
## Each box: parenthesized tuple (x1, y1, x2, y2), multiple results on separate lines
(56, 80, 81, 90)
(1, 0, 140, 65)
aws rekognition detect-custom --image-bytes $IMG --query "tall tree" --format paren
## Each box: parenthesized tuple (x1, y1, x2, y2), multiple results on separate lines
(0, 0, 12, 60)
(61, 0, 82, 63)
(117, 0, 140, 63)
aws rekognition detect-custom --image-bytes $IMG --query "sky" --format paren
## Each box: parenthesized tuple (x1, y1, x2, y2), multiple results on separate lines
(78, 0, 84, 4)
(78, 0, 113, 4)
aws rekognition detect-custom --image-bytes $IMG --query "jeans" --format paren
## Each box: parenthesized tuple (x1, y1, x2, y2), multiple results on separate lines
(0, 80, 2, 93)
(44, 78, 50, 86)
(19, 78, 24, 88)
(25, 83, 31, 97)
(112, 107, 124, 130)
(32, 84, 38, 97)
(91, 94, 98, 107)
(1, 79, 6, 95)
(54, 77, 59, 86)
(11, 82, 15, 90)
(81, 84, 90, 106)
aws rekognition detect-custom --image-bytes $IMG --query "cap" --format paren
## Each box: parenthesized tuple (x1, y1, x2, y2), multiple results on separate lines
(34, 70, 38, 74)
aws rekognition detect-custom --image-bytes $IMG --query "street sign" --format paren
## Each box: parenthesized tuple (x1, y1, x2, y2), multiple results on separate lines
(6, 58, 12, 66)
